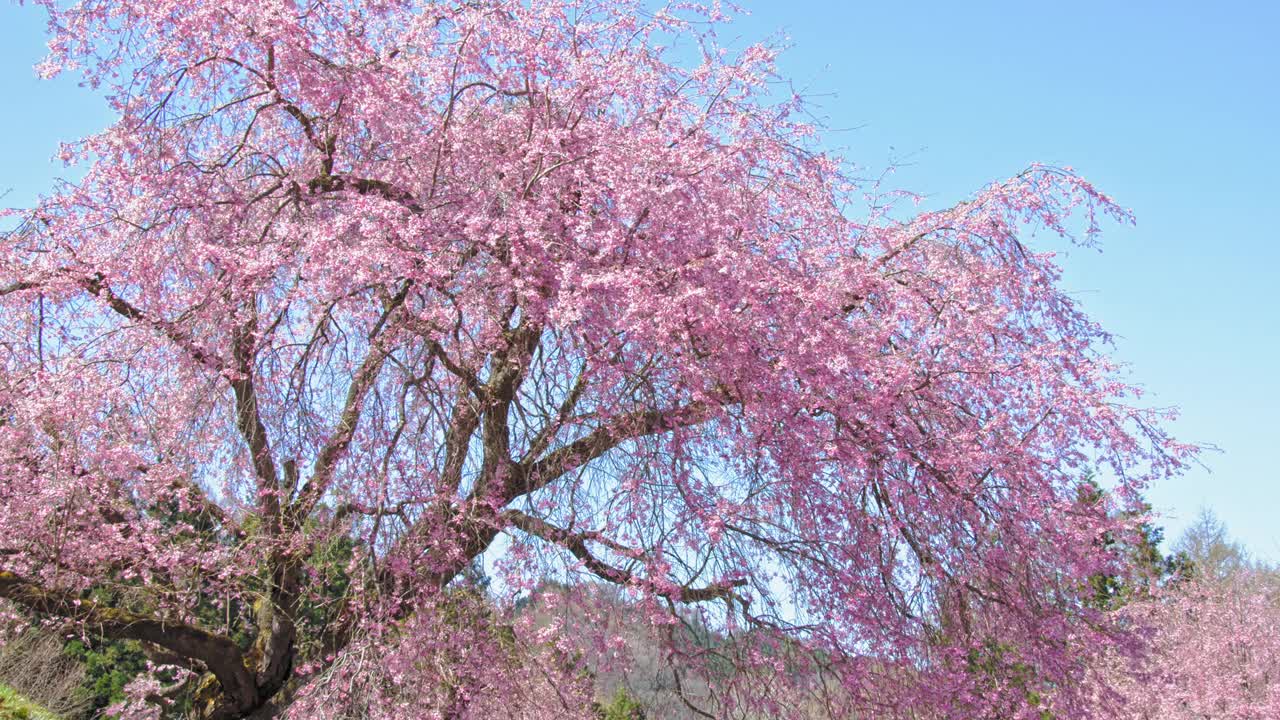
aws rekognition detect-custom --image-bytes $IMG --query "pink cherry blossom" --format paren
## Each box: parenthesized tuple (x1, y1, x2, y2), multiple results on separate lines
(1097, 570, 1280, 720)
(0, 1, 1187, 718)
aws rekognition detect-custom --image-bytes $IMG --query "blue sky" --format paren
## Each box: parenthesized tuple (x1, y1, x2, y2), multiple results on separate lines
(1, 1, 1277, 559)
(729, 0, 1280, 559)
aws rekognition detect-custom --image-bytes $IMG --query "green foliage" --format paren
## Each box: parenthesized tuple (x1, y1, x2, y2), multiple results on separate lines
(1076, 478, 1184, 610)
(62, 638, 147, 713)
(0, 684, 59, 720)
(965, 640, 1053, 720)
(295, 530, 356, 660)
(595, 687, 646, 720)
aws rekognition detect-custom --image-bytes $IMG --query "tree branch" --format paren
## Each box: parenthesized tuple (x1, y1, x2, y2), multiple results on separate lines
(502, 510, 745, 604)
(80, 274, 224, 372)
(292, 281, 411, 519)
(307, 174, 424, 215)
(230, 316, 280, 506)
(0, 280, 39, 297)
(0, 571, 259, 715)
(505, 399, 718, 502)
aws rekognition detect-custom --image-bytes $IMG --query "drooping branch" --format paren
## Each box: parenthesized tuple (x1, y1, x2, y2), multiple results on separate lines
(307, 174, 424, 215)
(523, 362, 589, 462)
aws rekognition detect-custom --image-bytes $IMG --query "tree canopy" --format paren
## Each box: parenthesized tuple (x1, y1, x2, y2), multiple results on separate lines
(0, 1, 1186, 718)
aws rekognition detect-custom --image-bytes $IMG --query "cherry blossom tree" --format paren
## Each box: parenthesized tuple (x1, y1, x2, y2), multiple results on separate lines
(1103, 570, 1280, 720)
(0, 0, 1186, 718)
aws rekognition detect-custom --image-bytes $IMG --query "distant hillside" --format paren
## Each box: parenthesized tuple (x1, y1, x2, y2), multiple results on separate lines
(516, 581, 783, 719)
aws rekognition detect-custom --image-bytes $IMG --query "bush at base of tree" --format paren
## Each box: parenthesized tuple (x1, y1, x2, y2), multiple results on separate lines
(595, 688, 646, 720)
(62, 637, 149, 715)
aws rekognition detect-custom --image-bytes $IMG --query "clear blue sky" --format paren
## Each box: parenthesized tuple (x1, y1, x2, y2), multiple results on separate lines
(2, 2, 1277, 558)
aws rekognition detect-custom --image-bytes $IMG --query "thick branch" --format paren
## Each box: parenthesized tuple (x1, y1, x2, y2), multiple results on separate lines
(230, 319, 280, 504)
(308, 174, 424, 214)
(439, 393, 481, 497)
(81, 274, 224, 371)
(506, 399, 717, 502)
(0, 571, 259, 715)
(474, 320, 542, 497)
(0, 280, 39, 297)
